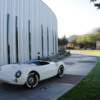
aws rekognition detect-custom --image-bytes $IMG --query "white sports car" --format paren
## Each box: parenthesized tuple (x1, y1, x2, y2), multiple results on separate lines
(0, 60, 65, 88)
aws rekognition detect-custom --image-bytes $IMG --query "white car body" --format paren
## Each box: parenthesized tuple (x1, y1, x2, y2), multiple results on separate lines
(0, 60, 65, 86)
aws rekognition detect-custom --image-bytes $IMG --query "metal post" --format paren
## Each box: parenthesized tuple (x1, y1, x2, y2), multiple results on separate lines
(37, 52, 40, 60)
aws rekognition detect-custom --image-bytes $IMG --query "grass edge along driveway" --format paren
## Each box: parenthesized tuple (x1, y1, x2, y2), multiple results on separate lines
(58, 50, 100, 100)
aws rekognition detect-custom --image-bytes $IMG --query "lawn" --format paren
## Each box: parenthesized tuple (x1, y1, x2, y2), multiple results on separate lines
(58, 50, 100, 100)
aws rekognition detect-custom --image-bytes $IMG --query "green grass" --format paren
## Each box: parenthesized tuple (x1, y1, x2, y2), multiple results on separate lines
(58, 50, 100, 100)
(71, 50, 100, 56)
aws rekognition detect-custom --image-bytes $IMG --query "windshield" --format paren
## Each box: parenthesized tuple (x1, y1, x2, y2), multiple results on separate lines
(22, 60, 49, 65)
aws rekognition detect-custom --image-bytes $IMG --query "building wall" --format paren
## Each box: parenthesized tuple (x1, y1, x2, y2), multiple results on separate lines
(0, 0, 58, 65)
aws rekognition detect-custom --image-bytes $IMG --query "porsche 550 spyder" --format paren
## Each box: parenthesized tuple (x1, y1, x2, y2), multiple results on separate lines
(0, 60, 65, 88)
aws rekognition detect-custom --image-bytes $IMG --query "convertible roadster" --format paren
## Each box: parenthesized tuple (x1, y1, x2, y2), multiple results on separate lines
(0, 60, 65, 88)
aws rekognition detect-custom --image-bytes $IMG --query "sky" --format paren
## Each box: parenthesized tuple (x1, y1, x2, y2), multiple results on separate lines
(42, 0, 100, 38)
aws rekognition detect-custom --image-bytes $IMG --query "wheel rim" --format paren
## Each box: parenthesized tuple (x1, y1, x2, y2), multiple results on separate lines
(58, 66, 64, 77)
(29, 77, 34, 83)
(26, 73, 39, 88)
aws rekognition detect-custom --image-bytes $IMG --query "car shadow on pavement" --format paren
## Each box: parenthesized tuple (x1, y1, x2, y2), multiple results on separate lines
(0, 82, 27, 90)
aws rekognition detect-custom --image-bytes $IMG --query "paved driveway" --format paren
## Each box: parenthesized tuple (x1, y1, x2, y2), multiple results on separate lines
(0, 52, 96, 100)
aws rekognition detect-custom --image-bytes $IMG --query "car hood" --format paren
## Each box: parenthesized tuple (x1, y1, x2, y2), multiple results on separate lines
(0, 64, 21, 72)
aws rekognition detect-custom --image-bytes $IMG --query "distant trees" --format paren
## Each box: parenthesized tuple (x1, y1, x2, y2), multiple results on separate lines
(94, 28, 100, 41)
(69, 35, 79, 39)
(69, 35, 78, 44)
(76, 27, 100, 49)
(76, 35, 89, 49)
(87, 34, 97, 48)
(91, 0, 100, 9)
(58, 27, 100, 49)
(58, 35, 68, 46)
(61, 35, 68, 46)
(58, 38, 63, 46)
(58, 35, 68, 53)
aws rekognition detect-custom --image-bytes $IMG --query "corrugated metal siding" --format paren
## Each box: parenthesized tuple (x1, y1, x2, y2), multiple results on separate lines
(0, 0, 58, 65)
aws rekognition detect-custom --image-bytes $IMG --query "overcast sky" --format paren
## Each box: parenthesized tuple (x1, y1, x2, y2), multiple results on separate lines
(42, 0, 100, 38)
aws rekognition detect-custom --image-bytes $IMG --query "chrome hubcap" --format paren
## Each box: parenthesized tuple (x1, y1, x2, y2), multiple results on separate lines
(29, 78, 34, 83)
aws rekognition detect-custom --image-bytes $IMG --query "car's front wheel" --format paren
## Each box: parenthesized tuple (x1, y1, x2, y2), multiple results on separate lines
(26, 72, 39, 88)
(58, 65, 64, 78)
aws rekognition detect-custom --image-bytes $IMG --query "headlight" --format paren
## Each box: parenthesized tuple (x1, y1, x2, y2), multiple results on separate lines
(15, 70, 22, 78)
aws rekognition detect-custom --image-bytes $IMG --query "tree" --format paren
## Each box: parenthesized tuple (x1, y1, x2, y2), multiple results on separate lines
(76, 27, 100, 49)
(58, 35, 68, 46)
(58, 35, 68, 53)
(95, 28, 100, 41)
(91, 0, 100, 9)
(76, 35, 89, 49)
(91, 28, 100, 41)
(88, 33, 97, 48)
(97, 32, 100, 41)
(61, 35, 68, 46)
(69, 35, 79, 39)
(58, 38, 63, 46)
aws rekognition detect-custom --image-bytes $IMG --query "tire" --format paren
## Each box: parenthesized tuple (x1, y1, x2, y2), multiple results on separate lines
(57, 65, 64, 78)
(26, 72, 39, 88)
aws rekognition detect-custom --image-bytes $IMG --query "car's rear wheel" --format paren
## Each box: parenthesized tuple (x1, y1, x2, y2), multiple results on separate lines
(26, 72, 39, 88)
(58, 65, 64, 78)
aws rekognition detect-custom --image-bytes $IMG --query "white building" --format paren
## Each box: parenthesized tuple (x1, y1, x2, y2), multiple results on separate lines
(0, 0, 58, 65)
